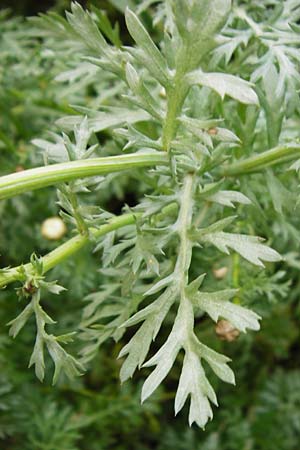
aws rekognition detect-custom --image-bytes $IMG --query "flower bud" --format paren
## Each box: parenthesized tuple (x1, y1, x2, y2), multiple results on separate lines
(41, 217, 67, 241)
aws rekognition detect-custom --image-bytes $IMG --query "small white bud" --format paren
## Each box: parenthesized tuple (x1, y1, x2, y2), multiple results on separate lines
(41, 217, 67, 241)
(159, 87, 166, 98)
(213, 266, 228, 279)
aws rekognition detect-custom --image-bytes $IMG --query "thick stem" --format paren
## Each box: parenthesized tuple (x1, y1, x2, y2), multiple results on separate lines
(162, 81, 188, 151)
(0, 153, 168, 201)
(222, 144, 300, 176)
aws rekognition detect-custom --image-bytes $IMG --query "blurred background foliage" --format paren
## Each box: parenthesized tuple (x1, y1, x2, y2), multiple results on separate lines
(0, 1, 300, 449)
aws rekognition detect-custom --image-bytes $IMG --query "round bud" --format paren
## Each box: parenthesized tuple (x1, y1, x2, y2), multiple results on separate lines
(41, 217, 67, 241)
(213, 266, 228, 279)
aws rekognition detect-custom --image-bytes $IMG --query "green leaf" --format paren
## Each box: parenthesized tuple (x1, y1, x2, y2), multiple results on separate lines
(144, 274, 174, 296)
(119, 285, 177, 381)
(66, 2, 107, 54)
(207, 190, 252, 208)
(125, 63, 163, 120)
(108, 0, 135, 12)
(172, 0, 231, 67)
(186, 273, 206, 297)
(83, 284, 119, 319)
(194, 216, 237, 236)
(179, 116, 224, 131)
(131, 233, 160, 275)
(115, 125, 162, 151)
(91, 6, 121, 47)
(201, 232, 282, 267)
(211, 32, 251, 66)
(125, 9, 170, 87)
(175, 351, 216, 428)
(56, 107, 150, 132)
(40, 281, 66, 295)
(46, 337, 84, 384)
(198, 342, 235, 385)
(141, 329, 181, 402)
(266, 169, 294, 214)
(122, 283, 175, 329)
(119, 320, 154, 382)
(194, 289, 261, 332)
(7, 303, 33, 338)
(186, 71, 259, 105)
(29, 334, 45, 382)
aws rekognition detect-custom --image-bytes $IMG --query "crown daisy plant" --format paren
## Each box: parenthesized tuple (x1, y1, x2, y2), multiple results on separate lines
(1, 0, 300, 429)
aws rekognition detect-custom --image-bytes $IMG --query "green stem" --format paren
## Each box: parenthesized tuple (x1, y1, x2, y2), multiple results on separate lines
(232, 253, 240, 305)
(0, 213, 137, 289)
(0, 202, 179, 290)
(0, 153, 168, 201)
(222, 144, 300, 176)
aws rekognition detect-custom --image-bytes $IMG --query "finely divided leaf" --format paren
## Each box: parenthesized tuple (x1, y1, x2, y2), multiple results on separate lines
(144, 274, 174, 296)
(56, 107, 150, 132)
(119, 320, 155, 382)
(141, 330, 181, 402)
(7, 303, 33, 338)
(194, 290, 261, 332)
(119, 285, 177, 381)
(186, 71, 259, 105)
(172, 0, 231, 68)
(201, 232, 281, 267)
(125, 9, 170, 87)
(208, 190, 252, 208)
(46, 338, 84, 384)
(175, 351, 216, 428)
(125, 63, 163, 120)
(66, 2, 107, 53)
(29, 334, 45, 381)
(195, 216, 237, 236)
(197, 342, 235, 384)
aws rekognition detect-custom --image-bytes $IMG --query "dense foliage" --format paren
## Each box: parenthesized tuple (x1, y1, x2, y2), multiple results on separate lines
(1, 0, 300, 448)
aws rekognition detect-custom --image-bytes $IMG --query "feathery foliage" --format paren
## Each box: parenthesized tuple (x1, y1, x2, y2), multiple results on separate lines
(1, 0, 300, 438)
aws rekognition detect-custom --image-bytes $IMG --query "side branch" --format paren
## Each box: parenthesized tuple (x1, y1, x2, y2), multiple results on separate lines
(0, 200, 178, 291)
(0, 213, 137, 289)
(223, 144, 300, 176)
(0, 153, 168, 201)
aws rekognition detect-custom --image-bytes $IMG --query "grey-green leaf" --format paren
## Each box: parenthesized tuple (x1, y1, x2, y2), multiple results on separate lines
(186, 71, 259, 105)
(141, 330, 181, 402)
(7, 303, 33, 338)
(125, 9, 170, 87)
(201, 232, 281, 267)
(175, 351, 216, 429)
(197, 342, 235, 384)
(208, 190, 252, 208)
(56, 107, 150, 132)
(66, 2, 107, 53)
(194, 290, 261, 332)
